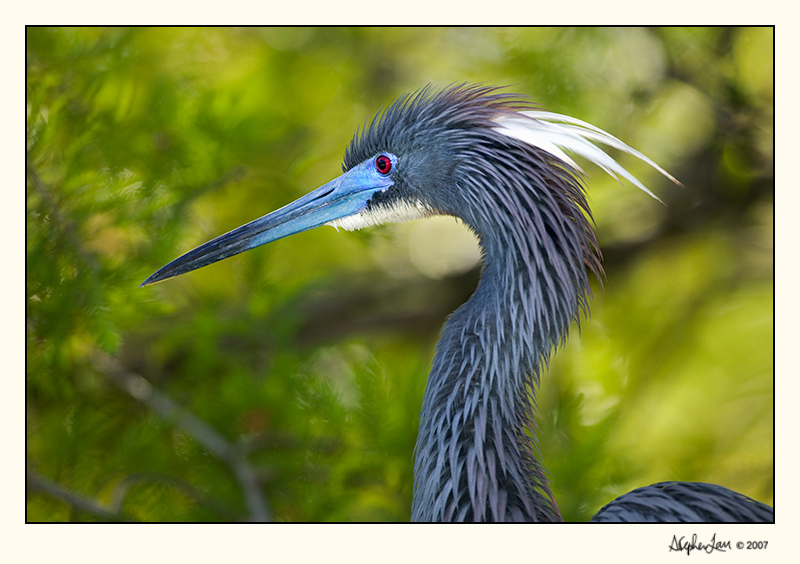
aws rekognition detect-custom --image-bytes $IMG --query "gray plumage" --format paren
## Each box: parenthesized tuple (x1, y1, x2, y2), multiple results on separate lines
(591, 482, 775, 523)
(143, 84, 773, 523)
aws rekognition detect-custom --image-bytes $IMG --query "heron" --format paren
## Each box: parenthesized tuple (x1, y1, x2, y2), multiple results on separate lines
(142, 84, 773, 522)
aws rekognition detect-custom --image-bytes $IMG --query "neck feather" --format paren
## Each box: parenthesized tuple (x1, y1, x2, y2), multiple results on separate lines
(410, 163, 597, 522)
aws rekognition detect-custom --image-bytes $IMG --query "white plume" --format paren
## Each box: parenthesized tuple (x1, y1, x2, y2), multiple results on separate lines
(492, 111, 681, 203)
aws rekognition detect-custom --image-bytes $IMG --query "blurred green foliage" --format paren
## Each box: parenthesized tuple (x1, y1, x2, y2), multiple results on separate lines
(26, 27, 773, 522)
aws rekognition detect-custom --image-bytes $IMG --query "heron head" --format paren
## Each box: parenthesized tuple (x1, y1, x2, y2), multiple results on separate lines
(141, 84, 673, 287)
(140, 85, 492, 286)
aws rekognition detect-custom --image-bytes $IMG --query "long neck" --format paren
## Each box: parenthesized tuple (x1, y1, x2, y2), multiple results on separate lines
(410, 168, 596, 522)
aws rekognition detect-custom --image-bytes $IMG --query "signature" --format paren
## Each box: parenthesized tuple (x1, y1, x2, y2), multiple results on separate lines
(669, 534, 732, 555)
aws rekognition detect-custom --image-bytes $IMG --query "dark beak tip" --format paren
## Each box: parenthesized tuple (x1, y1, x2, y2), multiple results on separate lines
(139, 273, 164, 288)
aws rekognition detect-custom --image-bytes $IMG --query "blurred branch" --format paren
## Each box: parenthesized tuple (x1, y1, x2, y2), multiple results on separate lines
(109, 472, 240, 521)
(288, 270, 479, 346)
(26, 469, 133, 522)
(92, 351, 272, 522)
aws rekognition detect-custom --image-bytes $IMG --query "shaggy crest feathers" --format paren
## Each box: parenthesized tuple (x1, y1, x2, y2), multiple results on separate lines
(344, 84, 531, 170)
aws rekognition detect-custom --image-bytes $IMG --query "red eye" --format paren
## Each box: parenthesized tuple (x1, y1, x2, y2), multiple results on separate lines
(375, 154, 392, 175)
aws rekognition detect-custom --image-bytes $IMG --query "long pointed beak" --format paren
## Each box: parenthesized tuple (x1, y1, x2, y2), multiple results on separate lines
(141, 161, 393, 287)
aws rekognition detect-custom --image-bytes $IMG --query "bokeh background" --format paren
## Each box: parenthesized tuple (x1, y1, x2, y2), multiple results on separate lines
(26, 27, 773, 522)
